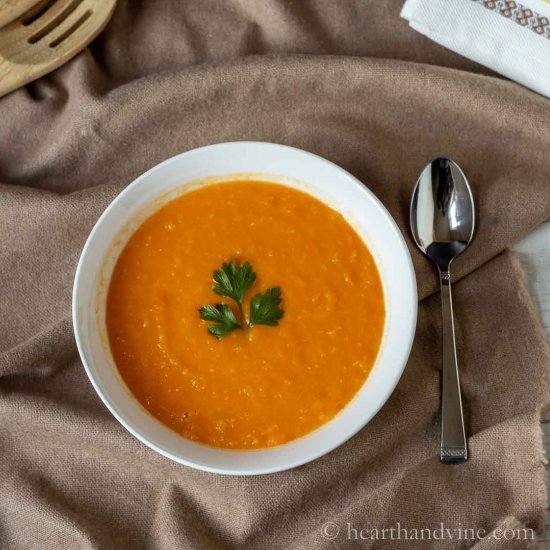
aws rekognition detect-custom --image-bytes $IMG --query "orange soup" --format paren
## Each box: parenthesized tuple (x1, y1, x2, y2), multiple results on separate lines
(106, 181, 385, 449)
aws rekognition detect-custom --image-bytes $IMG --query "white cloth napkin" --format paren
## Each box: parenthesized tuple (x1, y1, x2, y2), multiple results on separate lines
(401, 0, 550, 98)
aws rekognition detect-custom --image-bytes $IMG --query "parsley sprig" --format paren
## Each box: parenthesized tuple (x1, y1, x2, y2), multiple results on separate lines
(199, 259, 284, 339)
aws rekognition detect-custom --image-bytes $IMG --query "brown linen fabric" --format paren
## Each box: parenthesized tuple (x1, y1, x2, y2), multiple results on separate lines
(1, 1, 550, 548)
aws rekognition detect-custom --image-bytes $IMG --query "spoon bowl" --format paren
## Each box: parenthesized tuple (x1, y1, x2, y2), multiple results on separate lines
(411, 157, 475, 272)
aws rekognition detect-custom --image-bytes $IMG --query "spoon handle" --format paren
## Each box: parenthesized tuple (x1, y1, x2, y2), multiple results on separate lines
(439, 270, 468, 463)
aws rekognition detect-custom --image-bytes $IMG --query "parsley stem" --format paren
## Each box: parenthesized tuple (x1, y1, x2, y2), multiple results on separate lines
(238, 301, 246, 327)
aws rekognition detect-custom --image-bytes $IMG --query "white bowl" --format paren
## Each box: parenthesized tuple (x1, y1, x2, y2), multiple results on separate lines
(73, 142, 417, 475)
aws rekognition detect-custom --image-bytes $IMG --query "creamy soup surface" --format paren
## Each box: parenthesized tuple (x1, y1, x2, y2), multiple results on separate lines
(106, 181, 385, 449)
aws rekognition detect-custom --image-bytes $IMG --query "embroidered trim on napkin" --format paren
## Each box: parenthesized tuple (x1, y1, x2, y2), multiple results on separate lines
(474, 0, 550, 40)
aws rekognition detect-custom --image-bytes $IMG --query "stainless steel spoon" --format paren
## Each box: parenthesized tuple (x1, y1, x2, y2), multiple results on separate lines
(410, 157, 475, 464)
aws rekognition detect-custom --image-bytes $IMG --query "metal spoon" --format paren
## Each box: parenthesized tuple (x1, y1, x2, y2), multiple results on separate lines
(410, 157, 475, 464)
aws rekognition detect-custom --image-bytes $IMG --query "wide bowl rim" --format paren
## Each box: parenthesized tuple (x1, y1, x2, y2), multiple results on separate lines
(72, 141, 418, 475)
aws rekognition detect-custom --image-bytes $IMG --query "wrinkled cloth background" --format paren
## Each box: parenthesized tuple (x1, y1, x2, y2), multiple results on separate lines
(2, 1, 550, 549)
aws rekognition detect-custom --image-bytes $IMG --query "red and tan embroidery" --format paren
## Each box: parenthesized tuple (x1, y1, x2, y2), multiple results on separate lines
(473, 0, 550, 39)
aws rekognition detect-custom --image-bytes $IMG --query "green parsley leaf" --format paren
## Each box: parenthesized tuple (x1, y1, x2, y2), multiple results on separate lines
(198, 303, 242, 340)
(249, 287, 284, 327)
(213, 259, 256, 304)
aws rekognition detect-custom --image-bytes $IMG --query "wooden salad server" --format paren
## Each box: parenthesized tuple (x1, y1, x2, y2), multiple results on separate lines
(0, 0, 116, 98)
